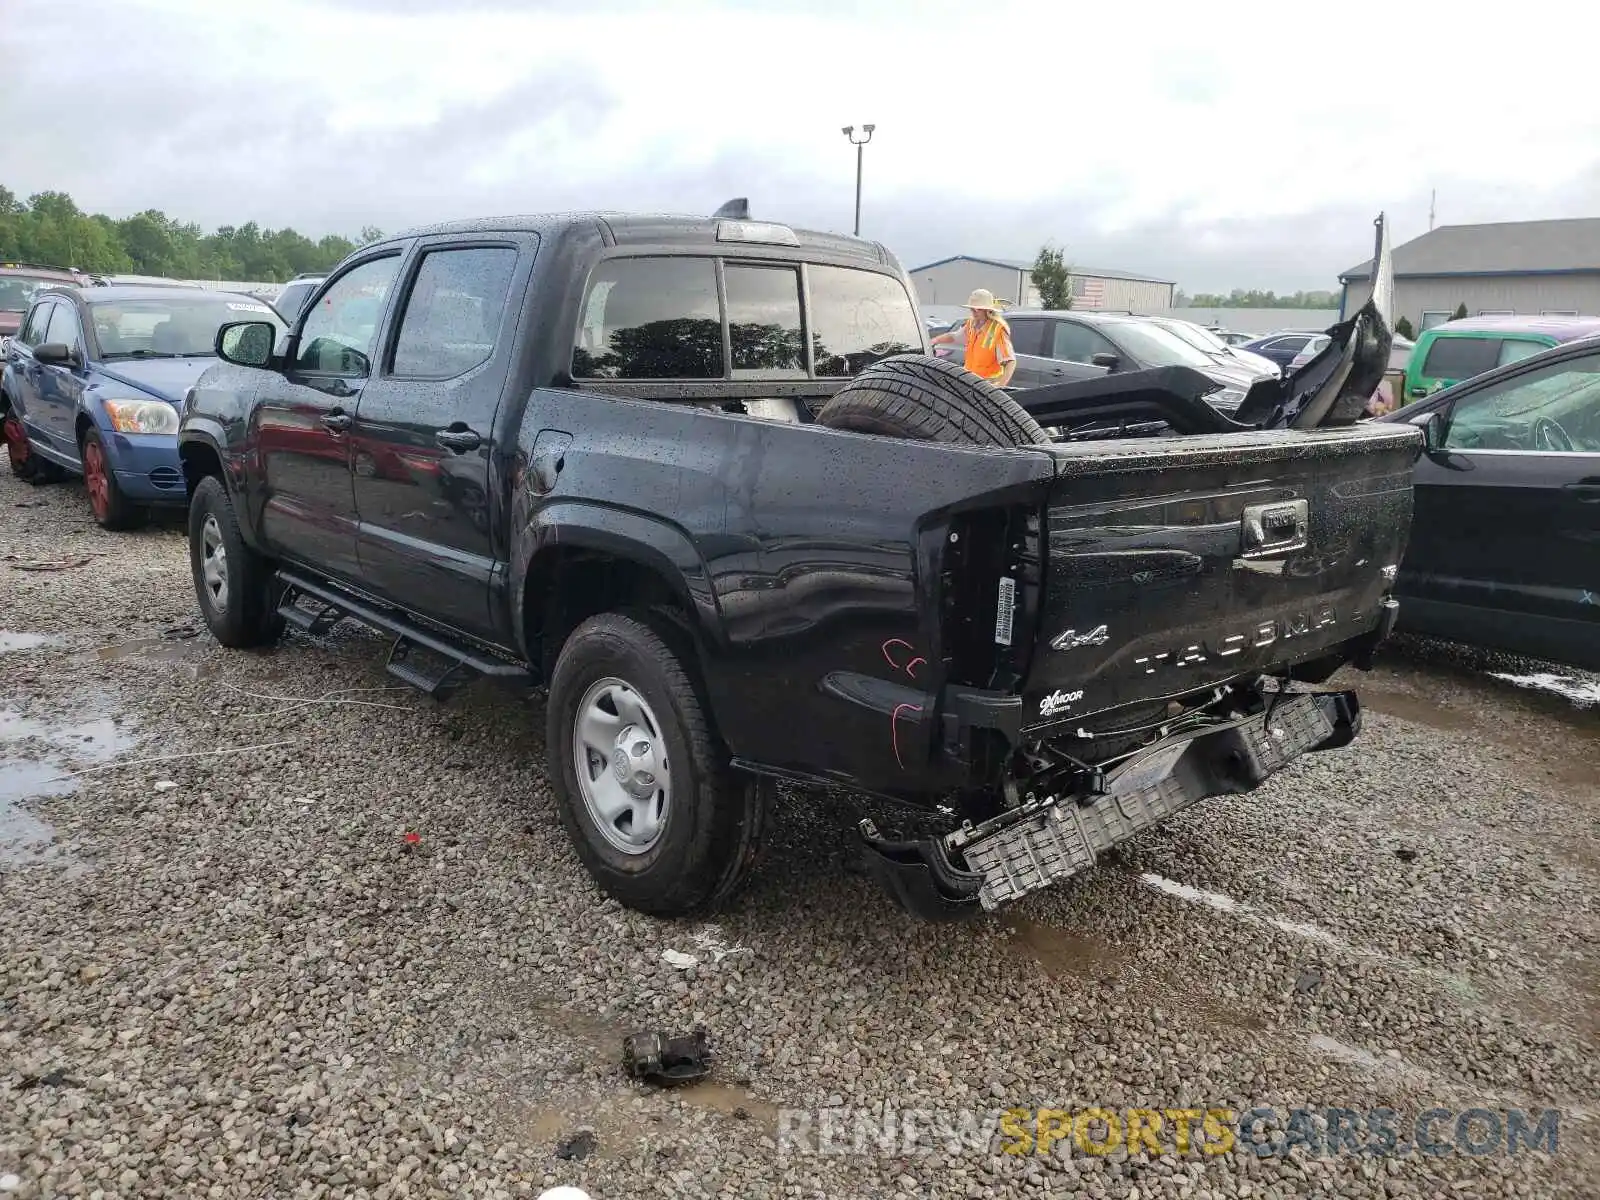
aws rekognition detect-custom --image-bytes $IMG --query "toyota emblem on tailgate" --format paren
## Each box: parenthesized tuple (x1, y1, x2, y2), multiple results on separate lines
(1240, 498, 1309, 558)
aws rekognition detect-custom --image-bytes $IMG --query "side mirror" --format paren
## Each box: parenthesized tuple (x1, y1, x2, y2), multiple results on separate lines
(216, 320, 277, 368)
(1415, 408, 1445, 453)
(1090, 352, 1120, 371)
(33, 342, 78, 366)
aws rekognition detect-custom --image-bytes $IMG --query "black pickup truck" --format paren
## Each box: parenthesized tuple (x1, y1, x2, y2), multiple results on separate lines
(176, 206, 1418, 919)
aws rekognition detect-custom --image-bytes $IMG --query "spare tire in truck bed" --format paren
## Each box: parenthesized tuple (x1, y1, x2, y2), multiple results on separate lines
(816, 354, 1049, 447)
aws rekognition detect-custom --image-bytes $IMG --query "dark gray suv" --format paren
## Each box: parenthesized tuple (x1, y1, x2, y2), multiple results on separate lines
(1000, 310, 1259, 414)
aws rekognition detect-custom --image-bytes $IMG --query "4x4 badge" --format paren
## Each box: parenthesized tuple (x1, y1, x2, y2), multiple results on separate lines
(1051, 624, 1109, 651)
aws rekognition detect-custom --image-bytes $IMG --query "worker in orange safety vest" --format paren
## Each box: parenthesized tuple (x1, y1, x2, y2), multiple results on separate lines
(929, 288, 1017, 386)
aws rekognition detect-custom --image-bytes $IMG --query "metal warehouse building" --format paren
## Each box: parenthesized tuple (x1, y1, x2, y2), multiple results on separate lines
(1339, 217, 1600, 331)
(908, 255, 1176, 313)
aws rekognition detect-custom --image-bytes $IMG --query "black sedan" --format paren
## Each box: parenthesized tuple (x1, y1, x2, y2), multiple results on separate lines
(1381, 335, 1600, 670)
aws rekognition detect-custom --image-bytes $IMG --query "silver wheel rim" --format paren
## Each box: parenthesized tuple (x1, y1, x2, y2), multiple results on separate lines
(200, 514, 229, 612)
(573, 676, 670, 855)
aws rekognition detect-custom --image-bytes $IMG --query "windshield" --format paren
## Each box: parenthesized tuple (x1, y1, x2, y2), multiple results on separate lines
(88, 295, 285, 358)
(0, 276, 71, 314)
(1158, 320, 1227, 354)
(1112, 321, 1217, 368)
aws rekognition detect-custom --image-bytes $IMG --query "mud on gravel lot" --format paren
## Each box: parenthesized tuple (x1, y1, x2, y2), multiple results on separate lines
(2, 467, 1598, 1199)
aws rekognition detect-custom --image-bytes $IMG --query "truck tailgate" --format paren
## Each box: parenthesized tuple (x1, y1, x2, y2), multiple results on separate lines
(1022, 423, 1418, 730)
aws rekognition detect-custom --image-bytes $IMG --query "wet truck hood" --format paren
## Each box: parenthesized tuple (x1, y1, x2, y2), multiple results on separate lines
(1019, 421, 1418, 731)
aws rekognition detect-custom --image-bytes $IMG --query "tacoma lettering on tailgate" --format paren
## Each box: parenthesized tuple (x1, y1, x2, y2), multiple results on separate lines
(1133, 606, 1338, 675)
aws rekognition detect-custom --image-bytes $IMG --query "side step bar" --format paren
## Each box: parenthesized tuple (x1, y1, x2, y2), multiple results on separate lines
(275, 569, 530, 700)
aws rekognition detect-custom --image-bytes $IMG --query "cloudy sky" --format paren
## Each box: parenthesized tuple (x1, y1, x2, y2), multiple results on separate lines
(7, 0, 1600, 293)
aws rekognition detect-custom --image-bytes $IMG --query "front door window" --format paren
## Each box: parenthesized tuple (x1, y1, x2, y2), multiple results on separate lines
(296, 257, 401, 376)
(1445, 352, 1600, 453)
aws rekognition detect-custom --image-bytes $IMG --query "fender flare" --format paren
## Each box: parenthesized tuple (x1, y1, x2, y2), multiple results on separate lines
(513, 500, 725, 662)
(178, 423, 266, 545)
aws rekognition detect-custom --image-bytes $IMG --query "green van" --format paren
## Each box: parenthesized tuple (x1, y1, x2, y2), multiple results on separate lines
(1402, 315, 1600, 403)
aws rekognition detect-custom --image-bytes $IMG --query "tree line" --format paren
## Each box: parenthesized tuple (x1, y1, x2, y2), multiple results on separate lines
(1181, 288, 1341, 310)
(0, 185, 380, 283)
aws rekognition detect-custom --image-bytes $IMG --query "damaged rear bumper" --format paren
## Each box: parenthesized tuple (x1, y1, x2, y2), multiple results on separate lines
(858, 689, 1359, 920)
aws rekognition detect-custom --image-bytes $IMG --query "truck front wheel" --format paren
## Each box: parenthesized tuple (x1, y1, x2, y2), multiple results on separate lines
(188, 475, 285, 649)
(547, 611, 770, 916)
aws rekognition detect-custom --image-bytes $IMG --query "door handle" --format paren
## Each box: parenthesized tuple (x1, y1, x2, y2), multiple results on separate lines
(1565, 479, 1600, 502)
(435, 427, 482, 453)
(321, 410, 353, 433)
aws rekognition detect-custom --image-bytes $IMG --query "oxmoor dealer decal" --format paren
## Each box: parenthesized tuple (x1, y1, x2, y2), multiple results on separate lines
(1038, 689, 1084, 717)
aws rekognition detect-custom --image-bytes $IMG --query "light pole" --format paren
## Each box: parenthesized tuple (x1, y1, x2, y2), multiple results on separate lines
(842, 124, 875, 237)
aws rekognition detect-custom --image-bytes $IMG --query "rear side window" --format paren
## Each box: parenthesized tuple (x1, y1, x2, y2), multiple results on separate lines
(725, 264, 804, 378)
(1497, 339, 1547, 368)
(573, 257, 721, 380)
(808, 265, 920, 378)
(1009, 318, 1048, 356)
(1051, 320, 1117, 364)
(391, 247, 518, 378)
(1421, 335, 1501, 381)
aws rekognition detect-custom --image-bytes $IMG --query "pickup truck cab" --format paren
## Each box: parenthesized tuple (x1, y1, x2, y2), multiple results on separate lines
(178, 209, 1417, 920)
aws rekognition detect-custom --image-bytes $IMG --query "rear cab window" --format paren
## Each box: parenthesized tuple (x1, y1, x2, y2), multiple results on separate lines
(571, 255, 920, 382)
(1420, 336, 1507, 382)
(725, 264, 804, 378)
(573, 257, 721, 380)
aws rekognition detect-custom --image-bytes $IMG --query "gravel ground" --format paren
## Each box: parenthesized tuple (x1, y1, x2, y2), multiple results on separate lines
(2, 466, 1597, 1200)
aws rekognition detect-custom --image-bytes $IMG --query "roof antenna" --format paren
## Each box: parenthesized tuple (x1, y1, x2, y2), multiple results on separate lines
(712, 198, 750, 220)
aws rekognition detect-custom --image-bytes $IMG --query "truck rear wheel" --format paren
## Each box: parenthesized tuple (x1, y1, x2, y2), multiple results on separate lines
(815, 354, 1049, 447)
(547, 611, 770, 916)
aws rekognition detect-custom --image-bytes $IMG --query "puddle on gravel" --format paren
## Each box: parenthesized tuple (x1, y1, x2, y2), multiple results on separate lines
(0, 760, 79, 868)
(671, 1081, 780, 1135)
(1003, 914, 1127, 980)
(0, 631, 64, 653)
(1359, 686, 1477, 734)
(1, 695, 138, 872)
(1489, 671, 1600, 710)
(90, 637, 205, 668)
(0, 709, 140, 764)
